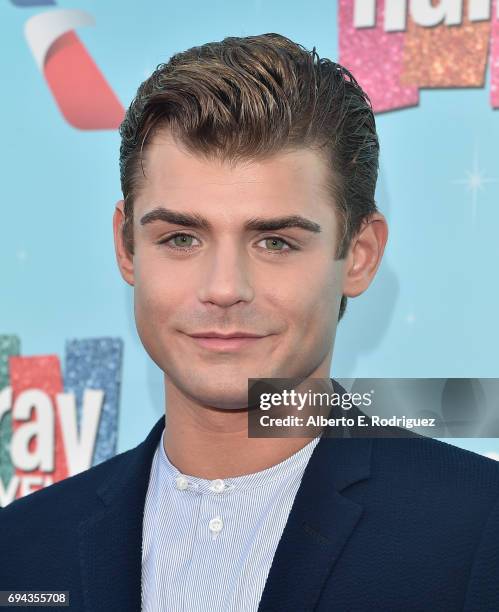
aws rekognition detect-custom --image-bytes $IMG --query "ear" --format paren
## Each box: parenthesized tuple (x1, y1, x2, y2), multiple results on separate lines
(342, 212, 388, 298)
(113, 199, 135, 286)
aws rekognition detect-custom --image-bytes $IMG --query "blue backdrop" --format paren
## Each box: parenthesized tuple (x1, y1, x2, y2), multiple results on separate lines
(1, 0, 498, 472)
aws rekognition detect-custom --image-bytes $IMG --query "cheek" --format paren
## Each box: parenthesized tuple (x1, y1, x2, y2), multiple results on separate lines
(133, 264, 175, 332)
(287, 264, 341, 339)
(133, 270, 180, 369)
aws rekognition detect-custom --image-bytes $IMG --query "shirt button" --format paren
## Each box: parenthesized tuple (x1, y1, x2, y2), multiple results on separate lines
(210, 478, 226, 493)
(208, 516, 223, 534)
(175, 475, 189, 490)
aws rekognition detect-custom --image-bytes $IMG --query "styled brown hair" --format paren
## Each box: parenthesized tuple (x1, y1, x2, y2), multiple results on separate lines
(118, 33, 380, 321)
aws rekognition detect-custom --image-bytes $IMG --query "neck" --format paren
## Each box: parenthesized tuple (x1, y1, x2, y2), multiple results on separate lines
(162, 372, 334, 480)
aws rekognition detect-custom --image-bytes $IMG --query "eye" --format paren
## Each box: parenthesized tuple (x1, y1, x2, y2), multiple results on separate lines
(157, 232, 298, 255)
(158, 232, 200, 250)
(257, 236, 296, 254)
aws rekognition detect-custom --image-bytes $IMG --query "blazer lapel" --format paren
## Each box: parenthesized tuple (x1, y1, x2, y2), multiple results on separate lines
(77, 378, 371, 612)
(257, 380, 373, 612)
(78, 415, 165, 612)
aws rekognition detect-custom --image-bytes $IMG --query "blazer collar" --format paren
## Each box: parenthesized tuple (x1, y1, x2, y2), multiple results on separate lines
(257, 379, 373, 611)
(78, 379, 372, 612)
(78, 412, 165, 612)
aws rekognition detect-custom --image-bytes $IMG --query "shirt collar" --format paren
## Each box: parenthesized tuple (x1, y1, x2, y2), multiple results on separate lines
(158, 428, 322, 495)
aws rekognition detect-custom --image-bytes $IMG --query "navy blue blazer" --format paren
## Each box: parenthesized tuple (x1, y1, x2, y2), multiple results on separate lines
(2, 379, 499, 611)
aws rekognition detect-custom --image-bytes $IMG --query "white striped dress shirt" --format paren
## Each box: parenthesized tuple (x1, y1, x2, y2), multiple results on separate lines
(141, 427, 321, 612)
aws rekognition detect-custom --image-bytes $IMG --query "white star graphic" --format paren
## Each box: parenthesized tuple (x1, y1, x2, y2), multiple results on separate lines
(16, 249, 28, 262)
(452, 146, 498, 222)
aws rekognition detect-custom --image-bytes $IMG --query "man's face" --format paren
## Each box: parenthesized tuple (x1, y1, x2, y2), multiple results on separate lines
(117, 130, 346, 410)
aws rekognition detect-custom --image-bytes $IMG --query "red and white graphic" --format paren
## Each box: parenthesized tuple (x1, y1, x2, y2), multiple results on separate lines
(24, 9, 124, 129)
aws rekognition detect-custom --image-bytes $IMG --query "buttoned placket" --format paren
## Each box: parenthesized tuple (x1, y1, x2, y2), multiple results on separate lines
(174, 474, 235, 540)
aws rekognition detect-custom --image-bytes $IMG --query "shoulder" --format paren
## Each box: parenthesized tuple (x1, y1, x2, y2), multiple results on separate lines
(463, 487, 499, 609)
(368, 435, 499, 607)
(0, 446, 134, 527)
(0, 448, 136, 584)
(370, 434, 499, 515)
(373, 433, 499, 480)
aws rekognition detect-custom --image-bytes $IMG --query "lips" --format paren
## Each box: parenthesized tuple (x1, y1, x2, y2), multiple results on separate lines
(187, 334, 266, 352)
(188, 332, 264, 339)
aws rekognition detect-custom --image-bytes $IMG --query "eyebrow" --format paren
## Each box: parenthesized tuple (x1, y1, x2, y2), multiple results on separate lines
(139, 206, 322, 234)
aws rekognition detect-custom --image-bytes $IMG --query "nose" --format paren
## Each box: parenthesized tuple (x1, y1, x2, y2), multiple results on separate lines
(197, 241, 255, 307)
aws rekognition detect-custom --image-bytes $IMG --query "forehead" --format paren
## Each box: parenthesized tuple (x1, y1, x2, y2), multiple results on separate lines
(134, 129, 333, 214)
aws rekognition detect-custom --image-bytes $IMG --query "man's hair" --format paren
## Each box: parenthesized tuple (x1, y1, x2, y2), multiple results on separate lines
(119, 32, 379, 321)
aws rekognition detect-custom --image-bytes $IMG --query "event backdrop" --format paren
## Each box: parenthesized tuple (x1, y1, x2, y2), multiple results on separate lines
(1, 0, 498, 506)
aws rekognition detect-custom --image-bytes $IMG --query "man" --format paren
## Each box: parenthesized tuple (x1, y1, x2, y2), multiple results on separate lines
(2, 33, 499, 612)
